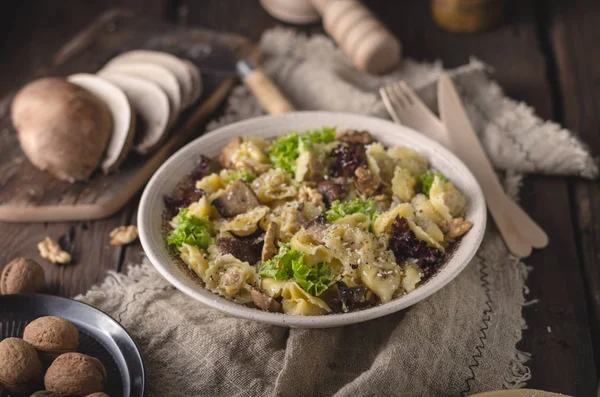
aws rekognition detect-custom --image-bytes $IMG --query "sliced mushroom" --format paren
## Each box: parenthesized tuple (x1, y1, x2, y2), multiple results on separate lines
(183, 59, 203, 105)
(100, 73, 170, 154)
(317, 179, 346, 206)
(105, 50, 195, 108)
(354, 166, 379, 196)
(212, 180, 260, 217)
(251, 289, 282, 312)
(216, 237, 261, 264)
(261, 222, 280, 262)
(335, 129, 373, 145)
(219, 137, 243, 168)
(99, 62, 181, 123)
(67, 73, 136, 174)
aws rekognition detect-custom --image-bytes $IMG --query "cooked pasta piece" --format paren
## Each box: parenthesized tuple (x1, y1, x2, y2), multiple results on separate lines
(429, 176, 467, 220)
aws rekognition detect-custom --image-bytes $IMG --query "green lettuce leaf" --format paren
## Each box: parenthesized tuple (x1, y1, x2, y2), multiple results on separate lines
(167, 208, 214, 250)
(258, 243, 304, 280)
(292, 261, 332, 297)
(267, 127, 336, 174)
(259, 243, 332, 296)
(326, 198, 380, 222)
(417, 171, 448, 197)
(227, 170, 256, 183)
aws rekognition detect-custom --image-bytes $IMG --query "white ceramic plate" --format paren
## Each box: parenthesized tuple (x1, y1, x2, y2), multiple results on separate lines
(138, 111, 487, 328)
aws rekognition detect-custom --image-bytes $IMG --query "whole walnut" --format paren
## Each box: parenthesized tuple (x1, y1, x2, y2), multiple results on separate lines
(0, 257, 45, 294)
(0, 337, 43, 393)
(31, 391, 65, 397)
(23, 316, 79, 362)
(45, 352, 106, 397)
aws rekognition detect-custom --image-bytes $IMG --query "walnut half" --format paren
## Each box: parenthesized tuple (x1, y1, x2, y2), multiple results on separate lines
(109, 225, 138, 246)
(439, 218, 473, 240)
(37, 237, 71, 264)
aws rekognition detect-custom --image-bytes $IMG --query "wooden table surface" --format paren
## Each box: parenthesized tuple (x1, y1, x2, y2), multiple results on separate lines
(1, 1, 598, 395)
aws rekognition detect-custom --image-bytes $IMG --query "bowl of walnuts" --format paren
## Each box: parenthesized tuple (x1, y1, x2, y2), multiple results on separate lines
(0, 294, 144, 397)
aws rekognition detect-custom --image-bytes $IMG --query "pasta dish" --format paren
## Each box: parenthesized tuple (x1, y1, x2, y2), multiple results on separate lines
(164, 127, 472, 315)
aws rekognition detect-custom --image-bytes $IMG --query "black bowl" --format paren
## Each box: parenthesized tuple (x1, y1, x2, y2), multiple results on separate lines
(0, 293, 144, 397)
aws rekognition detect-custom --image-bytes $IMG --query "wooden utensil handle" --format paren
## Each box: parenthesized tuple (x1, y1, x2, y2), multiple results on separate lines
(243, 68, 295, 114)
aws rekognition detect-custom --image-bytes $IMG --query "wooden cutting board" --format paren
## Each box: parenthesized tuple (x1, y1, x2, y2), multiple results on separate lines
(0, 8, 259, 223)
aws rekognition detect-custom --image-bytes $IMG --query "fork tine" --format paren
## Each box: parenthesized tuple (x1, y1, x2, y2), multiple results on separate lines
(379, 86, 402, 124)
(398, 81, 438, 119)
(391, 82, 413, 106)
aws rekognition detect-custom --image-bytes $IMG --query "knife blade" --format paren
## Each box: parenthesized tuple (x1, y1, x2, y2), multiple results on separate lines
(437, 74, 548, 257)
(178, 46, 295, 114)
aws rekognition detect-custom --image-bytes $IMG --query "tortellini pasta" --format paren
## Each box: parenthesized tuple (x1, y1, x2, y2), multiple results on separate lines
(372, 203, 414, 236)
(290, 229, 332, 266)
(391, 166, 416, 202)
(280, 281, 331, 315)
(366, 142, 396, 184)
(167, 128, 472, 315)
(203, 254, 259, 303)
(429, 176, 467, 220)
(387, 146, 429, 176)
(229, 137, 271, 173)
(333, 212, 371, 231)
(215, 206, 270, 236)
(260, 200, 321, 242)
(252, 168, 298, 203)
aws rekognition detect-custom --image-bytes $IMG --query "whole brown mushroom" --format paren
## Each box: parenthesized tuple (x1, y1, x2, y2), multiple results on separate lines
(23, 316, 79, 362)
(11, 77, 112, 182)
(45, 352, 106, 397)
(0, 257, 45, 294)
(0, 337, 43, 393)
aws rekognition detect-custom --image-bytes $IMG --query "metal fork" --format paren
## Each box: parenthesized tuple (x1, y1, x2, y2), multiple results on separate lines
(380, 81, 450, 147)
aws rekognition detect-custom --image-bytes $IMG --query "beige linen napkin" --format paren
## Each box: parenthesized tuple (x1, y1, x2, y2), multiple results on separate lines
(77, 28, 597, 397)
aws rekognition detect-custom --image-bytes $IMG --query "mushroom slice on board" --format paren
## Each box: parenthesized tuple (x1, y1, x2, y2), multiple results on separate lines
(100, 73, 171, 154)
(67, 73, 136, 174)
(183, 59, 203, 105)
(105, 50, 195, 108)
(99, 63, 181, 124)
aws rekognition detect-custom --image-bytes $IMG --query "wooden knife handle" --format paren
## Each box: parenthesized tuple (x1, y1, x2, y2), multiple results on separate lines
(243, 68, 295, 114)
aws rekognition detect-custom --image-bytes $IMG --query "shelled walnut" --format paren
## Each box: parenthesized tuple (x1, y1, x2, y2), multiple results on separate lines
(37, 237, 71, 264)
(109, 225, 138, 246)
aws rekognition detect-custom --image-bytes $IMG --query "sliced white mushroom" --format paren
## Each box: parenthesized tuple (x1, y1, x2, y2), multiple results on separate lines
(105, 50, 195, 108)
(99, 63, 181, 123)
(67, 73, 136, 174)
(183, 59, 203, 105)
(100, 73, 170, 154)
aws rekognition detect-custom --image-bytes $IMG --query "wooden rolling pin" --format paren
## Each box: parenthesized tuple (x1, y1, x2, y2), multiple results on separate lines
(311, 0, 402, 74)
(260, 0, 402, 74)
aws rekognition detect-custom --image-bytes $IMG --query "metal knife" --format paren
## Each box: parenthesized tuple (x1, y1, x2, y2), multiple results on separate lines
(437, 74, 548, 257)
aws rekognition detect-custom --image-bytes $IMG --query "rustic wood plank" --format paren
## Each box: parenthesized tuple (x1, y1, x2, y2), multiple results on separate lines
(548, 0, 600, 377)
